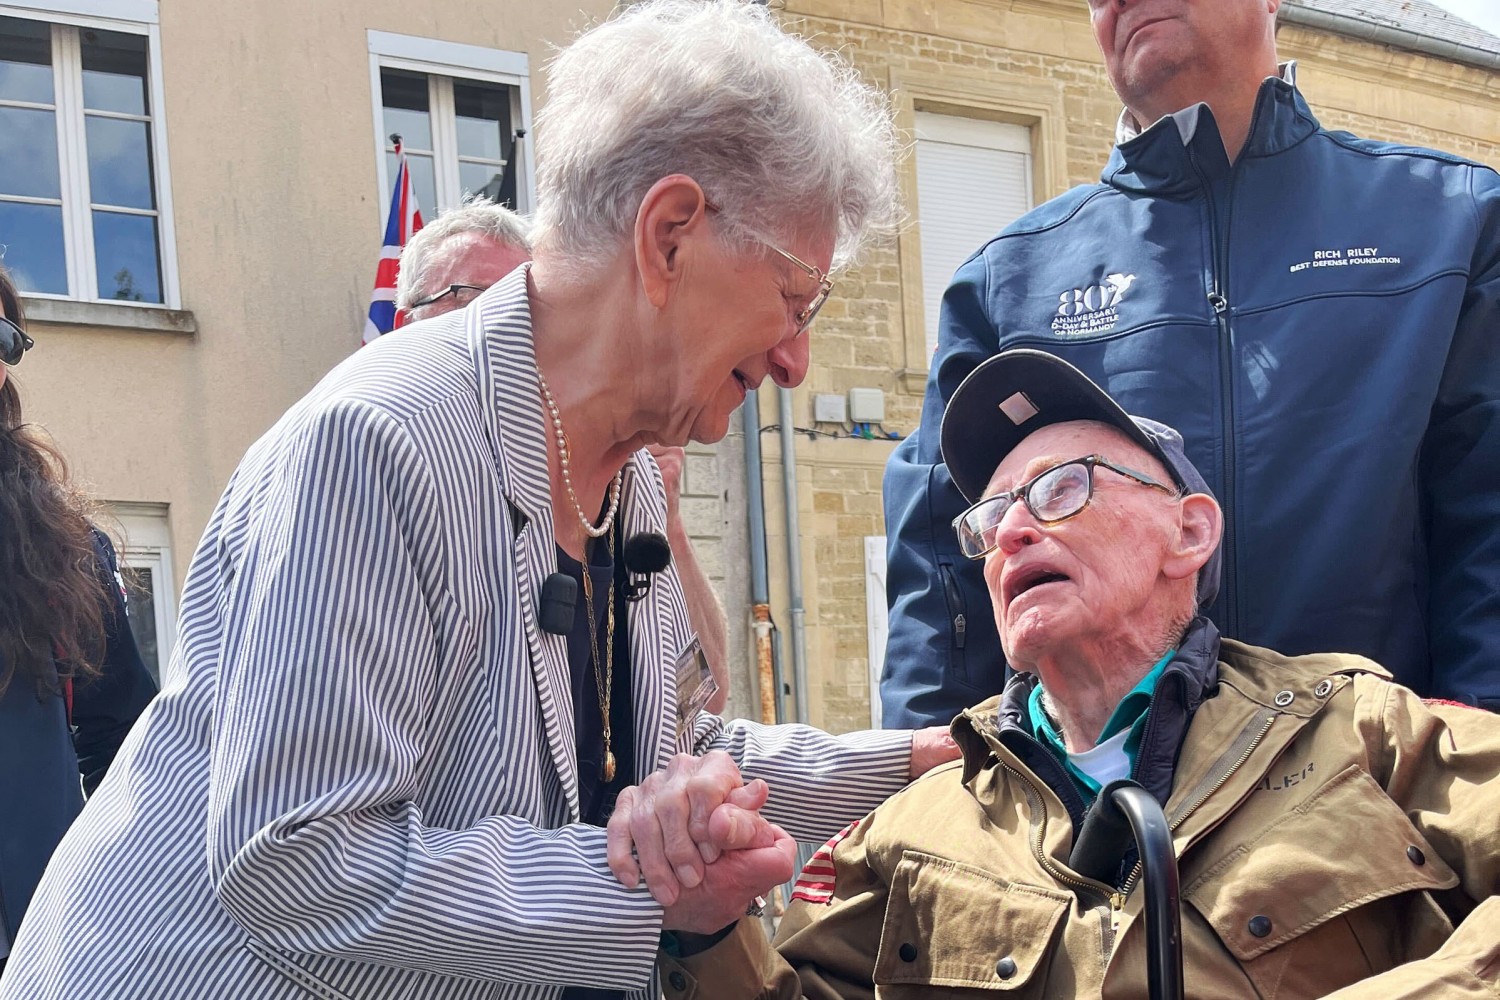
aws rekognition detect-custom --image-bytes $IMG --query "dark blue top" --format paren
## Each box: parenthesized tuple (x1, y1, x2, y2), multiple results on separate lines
(556, 538, 634, 1000)
(0, 530, 158, 952)
(554, 541, 617, 827)
(881, 73, 1500, 727)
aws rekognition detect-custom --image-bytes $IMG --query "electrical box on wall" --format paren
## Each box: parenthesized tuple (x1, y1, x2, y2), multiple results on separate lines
(848, 387, 885, 424)
(813, 393, 847, 424)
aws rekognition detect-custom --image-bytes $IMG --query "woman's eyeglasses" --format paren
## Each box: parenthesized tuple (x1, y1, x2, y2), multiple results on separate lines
(1, 316, 33, 367)
(703, 199, 834, 337)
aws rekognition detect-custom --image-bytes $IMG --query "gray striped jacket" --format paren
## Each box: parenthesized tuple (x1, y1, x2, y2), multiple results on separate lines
(0, 269, 912, 999)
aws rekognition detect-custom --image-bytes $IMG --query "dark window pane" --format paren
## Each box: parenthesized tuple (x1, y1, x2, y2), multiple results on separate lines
(380, 68, 430, 150)
(86, 115, 155, 209)
(80, 27, 148, 116)
(0, 200, 67, 294)
(385, 150, 434, 219)
(123, 565, 160, 684)
(0, 15, 53, 104)
(453, 80, 509, 161)
(460, 161, 504, 201)
(0, 106, 60, 198)
(93, 210, 161, 302)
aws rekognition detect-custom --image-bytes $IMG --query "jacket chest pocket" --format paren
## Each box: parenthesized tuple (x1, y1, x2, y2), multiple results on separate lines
(1183, 764, 1458, 999)
(874, 851, 1069, 995)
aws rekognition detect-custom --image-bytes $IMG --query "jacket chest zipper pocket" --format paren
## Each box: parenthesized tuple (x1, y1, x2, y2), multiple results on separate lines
(940, 563, 967, 653)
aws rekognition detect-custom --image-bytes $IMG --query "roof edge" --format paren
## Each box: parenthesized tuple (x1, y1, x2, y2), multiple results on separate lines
(1280, 3, 1500, 72)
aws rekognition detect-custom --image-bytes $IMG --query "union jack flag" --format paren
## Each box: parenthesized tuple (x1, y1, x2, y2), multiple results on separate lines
(362, 138, 424, 345)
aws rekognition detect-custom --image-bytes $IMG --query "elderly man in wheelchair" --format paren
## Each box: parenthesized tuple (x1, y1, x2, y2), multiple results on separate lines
(647, 350, 1500, 1000)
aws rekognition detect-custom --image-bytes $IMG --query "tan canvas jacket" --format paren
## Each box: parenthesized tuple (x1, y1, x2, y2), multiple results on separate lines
(661, 641, 1500, 998)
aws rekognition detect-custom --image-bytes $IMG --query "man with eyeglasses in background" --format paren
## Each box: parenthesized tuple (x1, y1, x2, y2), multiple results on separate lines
(393, 198, 735, 715)
(655, 349, 1500, 999)
(394, 198, 534, 322)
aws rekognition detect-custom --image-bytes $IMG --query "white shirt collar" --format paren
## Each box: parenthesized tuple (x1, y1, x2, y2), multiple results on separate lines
(1114, 61, 1297, 146)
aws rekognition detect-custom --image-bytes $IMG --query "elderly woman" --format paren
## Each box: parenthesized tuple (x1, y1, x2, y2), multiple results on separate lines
(0, 3, 957, 999)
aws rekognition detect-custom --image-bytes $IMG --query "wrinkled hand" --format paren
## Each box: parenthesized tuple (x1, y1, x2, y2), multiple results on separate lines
(606, 751, 765, 906)
(661, 803, 797, 933)
(910, 725, 961, 778)
(646, 445, 686, 521)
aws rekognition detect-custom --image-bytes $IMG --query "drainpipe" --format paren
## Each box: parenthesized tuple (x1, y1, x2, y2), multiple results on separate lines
(742, 391, 784, 726)
(778, 386, 811, 725)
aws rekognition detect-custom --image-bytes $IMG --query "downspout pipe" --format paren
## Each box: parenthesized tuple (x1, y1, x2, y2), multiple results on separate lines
(742, 391, 783, 726)
(1279, 4, 1500, 72)
(778, 386, 811, 725)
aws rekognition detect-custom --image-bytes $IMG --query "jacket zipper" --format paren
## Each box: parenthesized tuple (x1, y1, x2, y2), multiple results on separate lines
(1188, 149, 1241, 639)
(1117, 711, 1276, 899)
(997, 757, 1121, 952)
(940, 564, 967, 652)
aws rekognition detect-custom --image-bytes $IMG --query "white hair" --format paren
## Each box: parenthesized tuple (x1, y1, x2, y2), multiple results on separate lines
(532, 0, 901, 274)
(395, 198, 532, 310)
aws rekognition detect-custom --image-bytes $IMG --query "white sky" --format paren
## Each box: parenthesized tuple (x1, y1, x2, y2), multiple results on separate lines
(1425, 0, 1500, 37)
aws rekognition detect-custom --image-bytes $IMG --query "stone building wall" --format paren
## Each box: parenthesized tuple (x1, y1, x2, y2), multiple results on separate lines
(706, 0, 1500, 735)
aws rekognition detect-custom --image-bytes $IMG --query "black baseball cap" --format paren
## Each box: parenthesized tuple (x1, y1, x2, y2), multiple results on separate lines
(940, 349, 1221, 607)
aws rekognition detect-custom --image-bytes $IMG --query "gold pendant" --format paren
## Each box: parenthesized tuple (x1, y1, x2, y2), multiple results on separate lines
(602, 750, 617, 783)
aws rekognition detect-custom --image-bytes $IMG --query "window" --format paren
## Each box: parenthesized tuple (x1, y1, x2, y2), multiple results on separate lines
(0, 6, 176, 305)
(914, 113, 1033, 356)
(368, 32, 533, 221)
(111, 502, 176, 684)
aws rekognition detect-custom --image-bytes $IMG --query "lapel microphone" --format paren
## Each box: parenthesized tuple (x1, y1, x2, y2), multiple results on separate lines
(539, 573, 578, 635)
(622, 531, 672, 602)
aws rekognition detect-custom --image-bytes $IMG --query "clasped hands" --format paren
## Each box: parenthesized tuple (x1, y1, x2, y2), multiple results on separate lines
(606, 727, 959, 934)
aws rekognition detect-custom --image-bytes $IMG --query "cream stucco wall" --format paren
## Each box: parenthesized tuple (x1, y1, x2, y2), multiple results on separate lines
(16, 0, 615, 587)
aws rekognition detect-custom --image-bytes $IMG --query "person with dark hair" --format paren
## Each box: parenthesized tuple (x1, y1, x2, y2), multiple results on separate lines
(0, 264, 158, 968)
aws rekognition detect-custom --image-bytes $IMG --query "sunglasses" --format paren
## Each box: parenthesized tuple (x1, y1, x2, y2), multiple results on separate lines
(1, 315, 33, 366)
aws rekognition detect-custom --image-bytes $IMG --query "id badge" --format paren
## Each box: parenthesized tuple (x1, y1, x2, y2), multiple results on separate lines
(673, 637, 718, 743)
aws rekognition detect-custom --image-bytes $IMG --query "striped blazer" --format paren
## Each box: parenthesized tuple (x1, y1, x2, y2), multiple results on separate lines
(0, 268, 913, 1000)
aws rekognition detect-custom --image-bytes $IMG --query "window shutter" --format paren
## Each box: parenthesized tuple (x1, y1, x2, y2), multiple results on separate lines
(914, 113, 1033, 357)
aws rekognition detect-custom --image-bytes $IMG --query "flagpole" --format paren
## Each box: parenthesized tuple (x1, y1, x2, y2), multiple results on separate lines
(362, 132, 424, 345)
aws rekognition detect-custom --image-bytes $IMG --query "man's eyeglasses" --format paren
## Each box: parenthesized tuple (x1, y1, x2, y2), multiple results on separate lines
(703, 199, 834, 337)
(1, 315, 34, 367)
(408, 283, 487, 311)
(952, 454, 1176, 560)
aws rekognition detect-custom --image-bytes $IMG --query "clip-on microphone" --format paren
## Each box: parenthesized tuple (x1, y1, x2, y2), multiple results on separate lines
(539, 573, 578, 635)
(622, 531, 672, 602)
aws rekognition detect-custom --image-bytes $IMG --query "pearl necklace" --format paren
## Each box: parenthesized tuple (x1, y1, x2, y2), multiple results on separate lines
(536, 367, 622, 539)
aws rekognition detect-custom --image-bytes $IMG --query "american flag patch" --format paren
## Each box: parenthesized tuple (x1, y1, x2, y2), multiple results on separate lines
(1424, 698, 1482, 711)
(791, 820, 859, 905)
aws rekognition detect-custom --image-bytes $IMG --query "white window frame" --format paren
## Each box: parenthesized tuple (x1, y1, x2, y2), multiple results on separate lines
(0, 1, 180, 308)
(110, 501, 177, 682)
(367, 30, 534, 224)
